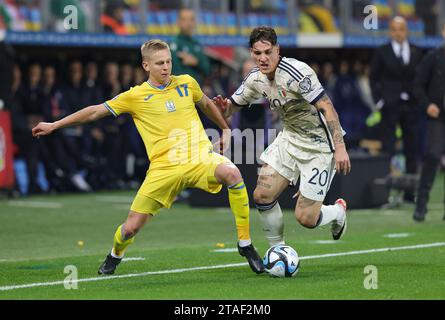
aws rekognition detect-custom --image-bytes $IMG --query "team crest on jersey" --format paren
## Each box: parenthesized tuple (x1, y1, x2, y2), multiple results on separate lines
(299, 77, 312, 93)
(165, 100, 176, 113)
(278, 87, 287, 98)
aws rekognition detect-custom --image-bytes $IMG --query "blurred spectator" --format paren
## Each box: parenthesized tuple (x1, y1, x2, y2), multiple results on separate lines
(101, 0, 128, 34)
(60, 60, 93, 182)
(41, 65, 91, 192)
(170, 8, 210, 84)
(412, 22, 445, 222)
(309, 62, 320, 76)
(120, 62, 134, 91)
(84, 61, 103, 104)
(331, 61, 370, 148)
(134, 66, 146, 85)
(320, 62, 337, 97)
(370, 16, 423, 203)
(10, 64, 38, 194)
(354, 61, 375, 112)
(18, 62, 46, 193)
(99, 61, 127, 189)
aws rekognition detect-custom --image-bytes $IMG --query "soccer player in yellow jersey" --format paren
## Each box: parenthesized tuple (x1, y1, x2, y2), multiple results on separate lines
(32, 39, 264, 275)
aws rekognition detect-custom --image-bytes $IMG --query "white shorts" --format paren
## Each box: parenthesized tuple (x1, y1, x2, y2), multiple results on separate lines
(260, 130, 336, 202)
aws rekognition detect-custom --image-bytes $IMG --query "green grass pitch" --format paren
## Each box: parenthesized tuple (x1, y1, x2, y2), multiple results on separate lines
(0, 175, 444, 300)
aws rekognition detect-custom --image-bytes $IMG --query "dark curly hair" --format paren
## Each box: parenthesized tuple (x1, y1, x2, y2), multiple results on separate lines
(249, 26, 278, 48)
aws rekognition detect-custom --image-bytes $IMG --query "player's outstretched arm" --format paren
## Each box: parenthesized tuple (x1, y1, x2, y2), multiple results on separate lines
(314, 93, 351, 175)
(32, 104, 111, 137)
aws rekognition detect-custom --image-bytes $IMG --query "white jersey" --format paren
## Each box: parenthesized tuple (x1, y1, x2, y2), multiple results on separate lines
(231, 56, 338, 153)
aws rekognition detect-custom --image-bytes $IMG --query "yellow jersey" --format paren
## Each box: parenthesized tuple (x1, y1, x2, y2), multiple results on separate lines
(104, 74, 212, 166)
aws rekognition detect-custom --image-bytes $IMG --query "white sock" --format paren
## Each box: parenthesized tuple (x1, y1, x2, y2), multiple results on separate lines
(238, 239, 252, 247)
(257, 201, 285, 247)
(317, 204, 343, 227)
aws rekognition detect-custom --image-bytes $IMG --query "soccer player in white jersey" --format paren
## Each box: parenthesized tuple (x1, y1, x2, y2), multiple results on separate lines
(214, 27, 351, 247)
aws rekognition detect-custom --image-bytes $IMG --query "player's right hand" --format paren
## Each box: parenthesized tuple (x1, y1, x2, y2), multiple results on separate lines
(212, 95, 231, 116)
(32, 122, 56, 137)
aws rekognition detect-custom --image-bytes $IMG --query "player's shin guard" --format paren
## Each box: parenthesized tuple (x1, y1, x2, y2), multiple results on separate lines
(255, 200, 284, 247)
(228, 182, 251, 244)
(111, 224, 135, 258)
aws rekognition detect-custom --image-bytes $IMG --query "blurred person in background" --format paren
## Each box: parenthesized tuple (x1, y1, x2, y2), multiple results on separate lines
(134, 66, 146, 85)
(354, 61, 376, 113)
(100, 61, 126, 189)
(118, 61, 143, 187)
(61, 60, 93, 182)
(101, 0, 128, 34)
(20, 62, 46, 194)
(412, 22, 445, 222)
(82, 60, 108, 189)
(120, 62, 134, 91)
(84, 61, 104, 104)
(331, 61, 370, 148)
(41, 65, 91, 192)
(320, 62, 337, 99)
(370, 16, 423, 203)
(170, 8, 210, 84)
(10, 64, 38, 195)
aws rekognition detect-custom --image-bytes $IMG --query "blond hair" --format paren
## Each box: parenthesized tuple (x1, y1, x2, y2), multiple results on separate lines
(140, 39, 170, 61)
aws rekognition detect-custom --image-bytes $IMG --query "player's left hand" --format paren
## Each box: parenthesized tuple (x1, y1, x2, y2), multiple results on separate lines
(334, 144, 351, 175)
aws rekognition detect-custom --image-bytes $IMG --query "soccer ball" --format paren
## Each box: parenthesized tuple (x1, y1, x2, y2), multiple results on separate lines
(263, 245, 300, 277)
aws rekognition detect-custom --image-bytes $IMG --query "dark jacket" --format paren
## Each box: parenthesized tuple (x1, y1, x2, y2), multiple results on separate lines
(170, 34, 210, 84)
(413, 45, 445, 118)
(370, 42, 423, 107)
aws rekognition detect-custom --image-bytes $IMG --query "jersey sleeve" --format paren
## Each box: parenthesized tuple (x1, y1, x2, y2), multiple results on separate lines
(187, 75, 204, 103)
(103, 88, 134, 117)
(230, 69, 262, 107)
(289, 61, 325, 105)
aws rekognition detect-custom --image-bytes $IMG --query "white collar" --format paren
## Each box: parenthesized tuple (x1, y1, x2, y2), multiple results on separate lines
(391, 40, 409, 49)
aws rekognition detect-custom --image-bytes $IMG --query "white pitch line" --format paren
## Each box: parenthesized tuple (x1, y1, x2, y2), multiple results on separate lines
(122, 257, 146, 262)
(1, 242, 444, 291)
(383, 233, 412, 238)
(298, 242, 445, 260)
(7, 201, 62, 209)
(211, 248, 238, 253)
(310, 240, 342, 244)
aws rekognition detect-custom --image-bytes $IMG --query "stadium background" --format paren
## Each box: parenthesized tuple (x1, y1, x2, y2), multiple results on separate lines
(0, 0, 445, 302)
(1, 0, 444, 206)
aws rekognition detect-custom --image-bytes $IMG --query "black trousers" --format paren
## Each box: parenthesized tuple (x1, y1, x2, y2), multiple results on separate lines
(415, 118, 445, 213)
(380, 101, 419, 177)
